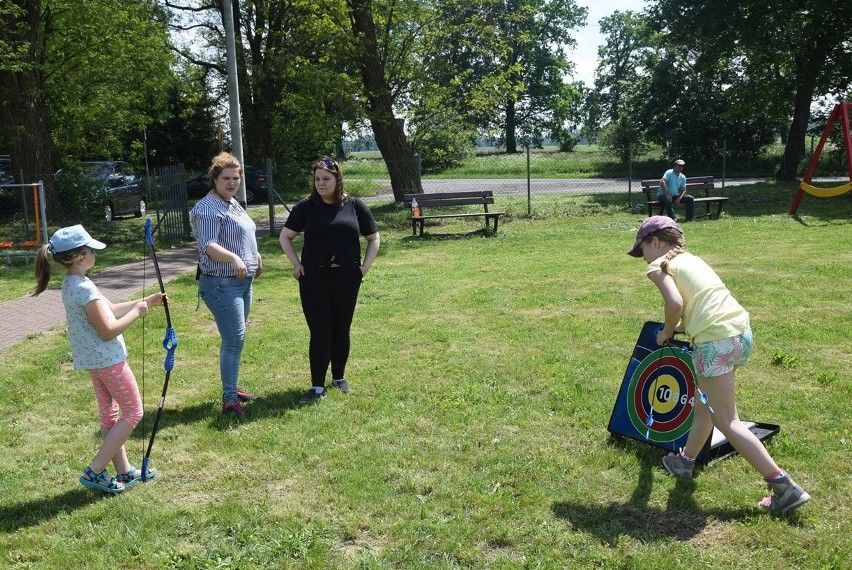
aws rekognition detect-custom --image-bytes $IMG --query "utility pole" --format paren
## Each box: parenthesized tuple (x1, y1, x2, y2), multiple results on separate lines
(223, 0, 246, 205)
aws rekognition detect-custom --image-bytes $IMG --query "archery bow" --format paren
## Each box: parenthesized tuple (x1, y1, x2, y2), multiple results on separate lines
(141, 218, 177, 481)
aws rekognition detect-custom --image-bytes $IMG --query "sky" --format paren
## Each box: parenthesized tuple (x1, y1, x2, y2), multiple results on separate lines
(571, 0, 648, 86)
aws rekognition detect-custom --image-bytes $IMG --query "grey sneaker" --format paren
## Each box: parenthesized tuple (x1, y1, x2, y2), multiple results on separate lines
(299, 387, 326, 404)
(331, 378, 351, 393)
(661, 450, 695, 478)
(760, 474, 811, 514)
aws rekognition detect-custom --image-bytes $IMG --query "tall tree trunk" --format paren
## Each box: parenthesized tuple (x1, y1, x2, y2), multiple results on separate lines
(348, 0, 419, 202)
(779, 82, 813, 181)
(0, 1, 58, 219)
(505, 100, 517, 153)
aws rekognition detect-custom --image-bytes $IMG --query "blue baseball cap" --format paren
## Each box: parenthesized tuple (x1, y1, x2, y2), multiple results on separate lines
(48, 225, 106, 254)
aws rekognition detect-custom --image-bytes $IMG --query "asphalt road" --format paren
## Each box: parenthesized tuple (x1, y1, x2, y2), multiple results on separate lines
(371, 177, 773, 197)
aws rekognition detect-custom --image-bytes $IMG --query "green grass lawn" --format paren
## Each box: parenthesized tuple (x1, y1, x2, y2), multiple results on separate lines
(0, 185, 850, 568)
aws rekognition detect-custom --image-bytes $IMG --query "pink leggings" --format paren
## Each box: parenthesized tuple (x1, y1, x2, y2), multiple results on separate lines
(89, 361, 143, 430)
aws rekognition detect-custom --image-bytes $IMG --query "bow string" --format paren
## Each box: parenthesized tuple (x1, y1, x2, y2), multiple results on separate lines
(141, 218, 177, 481)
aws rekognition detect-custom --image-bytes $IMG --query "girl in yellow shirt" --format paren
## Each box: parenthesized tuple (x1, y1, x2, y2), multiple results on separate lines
(628, 216, 810, 514)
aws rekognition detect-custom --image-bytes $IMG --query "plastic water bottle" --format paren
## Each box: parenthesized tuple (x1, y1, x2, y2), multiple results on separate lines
(411, 197, 420, 217)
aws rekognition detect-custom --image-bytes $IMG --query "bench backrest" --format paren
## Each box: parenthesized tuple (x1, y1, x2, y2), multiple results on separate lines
(640, 176, 715, 196)
(403, 190, 495, 209)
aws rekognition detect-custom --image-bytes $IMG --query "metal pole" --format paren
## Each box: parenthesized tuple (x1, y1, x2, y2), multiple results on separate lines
(526, 145, 531, 216)
(628, 145, 633, 207)
(266, 158, 275, 236)
(223, 0, 246, 205)
(38, 181, 48, 244)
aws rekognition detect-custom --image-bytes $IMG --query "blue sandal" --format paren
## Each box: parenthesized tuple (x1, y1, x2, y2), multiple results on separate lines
(116, 465, 157, 488)
(80, 466, 124, 494)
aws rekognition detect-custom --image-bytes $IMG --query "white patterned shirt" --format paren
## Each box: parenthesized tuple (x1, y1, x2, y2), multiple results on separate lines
(62, 275, 128, 370)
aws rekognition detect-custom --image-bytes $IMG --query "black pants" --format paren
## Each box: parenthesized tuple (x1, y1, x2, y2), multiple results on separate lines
(298, 265, 363, 387)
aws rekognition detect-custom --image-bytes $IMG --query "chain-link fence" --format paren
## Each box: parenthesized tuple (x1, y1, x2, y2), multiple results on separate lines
(2, 140, 846, 255)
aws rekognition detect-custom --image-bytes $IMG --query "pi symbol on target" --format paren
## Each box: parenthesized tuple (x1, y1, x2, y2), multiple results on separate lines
(626, 347, 698, 443)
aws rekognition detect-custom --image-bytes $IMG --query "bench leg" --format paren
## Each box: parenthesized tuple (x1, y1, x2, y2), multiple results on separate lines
(419, 220, 424, 237)
(411, 219, 417, 236)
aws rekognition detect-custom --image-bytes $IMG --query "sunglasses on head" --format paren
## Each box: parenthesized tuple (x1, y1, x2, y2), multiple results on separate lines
(321, 158, 337, 169)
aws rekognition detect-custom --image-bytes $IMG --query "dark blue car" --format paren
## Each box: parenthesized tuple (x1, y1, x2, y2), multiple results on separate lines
(57, 161, 147, 221)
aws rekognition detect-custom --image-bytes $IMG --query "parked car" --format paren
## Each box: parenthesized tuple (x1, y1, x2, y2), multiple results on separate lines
(0, 155, 13, 186)
(186, 165, 269, 203)
(0, 156, 15, 211)
(56, 161, 147, 221)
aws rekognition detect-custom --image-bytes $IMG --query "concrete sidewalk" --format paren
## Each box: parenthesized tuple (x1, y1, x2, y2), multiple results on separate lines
(0, 215, 285, 351)
(0, 245, 200, 351)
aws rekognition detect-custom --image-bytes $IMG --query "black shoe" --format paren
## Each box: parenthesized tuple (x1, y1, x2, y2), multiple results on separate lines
(331, 379, 351, 393)
(299, 387, 325, 404)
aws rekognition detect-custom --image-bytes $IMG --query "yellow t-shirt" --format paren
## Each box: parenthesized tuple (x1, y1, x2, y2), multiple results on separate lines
(647, 252, 749, 344)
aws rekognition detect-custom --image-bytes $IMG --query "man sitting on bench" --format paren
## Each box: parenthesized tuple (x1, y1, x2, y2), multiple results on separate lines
(659, 159, 694, 222)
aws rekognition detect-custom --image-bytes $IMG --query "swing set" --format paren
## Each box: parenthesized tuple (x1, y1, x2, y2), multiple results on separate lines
(790, 102, 852, 214)
(0, 181, 48, 263)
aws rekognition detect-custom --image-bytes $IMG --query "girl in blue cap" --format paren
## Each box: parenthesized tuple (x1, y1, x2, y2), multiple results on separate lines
(35, 225, 165, 493)
(628, 216, 810, 514)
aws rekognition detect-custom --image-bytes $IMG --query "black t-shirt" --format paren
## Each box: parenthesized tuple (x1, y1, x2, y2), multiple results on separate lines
(284, 196, 378, 267)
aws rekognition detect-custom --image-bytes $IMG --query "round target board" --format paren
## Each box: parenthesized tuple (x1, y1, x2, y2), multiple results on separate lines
(626, 347, 698, 443)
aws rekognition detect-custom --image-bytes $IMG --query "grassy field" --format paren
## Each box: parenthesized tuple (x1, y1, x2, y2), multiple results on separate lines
(0, 181, 849, 568)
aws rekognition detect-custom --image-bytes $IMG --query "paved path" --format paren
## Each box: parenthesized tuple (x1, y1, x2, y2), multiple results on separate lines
(0, 245, 199, 350)
(0, 217, 286, 351)
(370, 177, 777, 196)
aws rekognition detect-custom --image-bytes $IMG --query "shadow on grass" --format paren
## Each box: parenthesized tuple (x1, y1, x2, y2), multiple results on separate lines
(552, 436, 756, 544)
(209, 388, 308, 430)
(112, 388, 312, 442)
(400, 228, 499, 241)
(0, 488, 103, 532)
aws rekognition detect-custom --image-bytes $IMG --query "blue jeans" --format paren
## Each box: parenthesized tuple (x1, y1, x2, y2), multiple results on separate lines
(198, 276, 253, 403)
(659, 193, 694, 221)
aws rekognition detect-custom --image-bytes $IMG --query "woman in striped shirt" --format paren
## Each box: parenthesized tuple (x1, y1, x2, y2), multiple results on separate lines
(191, 152, 263, 416)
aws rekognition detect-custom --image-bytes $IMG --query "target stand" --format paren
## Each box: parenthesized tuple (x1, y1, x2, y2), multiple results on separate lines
(608, 321, 779, 464)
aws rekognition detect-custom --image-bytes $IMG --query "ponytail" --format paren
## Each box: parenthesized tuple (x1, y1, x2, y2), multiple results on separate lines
(33, 244, 53, 296)
(656, 228, 687, 275)
(33, 244, 88, 296)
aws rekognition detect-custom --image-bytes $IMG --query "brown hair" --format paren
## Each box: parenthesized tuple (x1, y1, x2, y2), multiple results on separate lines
(310, 157, 346, 207)
(648, 227, 687, 274)
(33, 244, 89, 296)
(207, 152, 242, 189)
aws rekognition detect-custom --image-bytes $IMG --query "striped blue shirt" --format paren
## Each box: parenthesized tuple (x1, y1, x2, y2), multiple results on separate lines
(191, 195, 259, 277)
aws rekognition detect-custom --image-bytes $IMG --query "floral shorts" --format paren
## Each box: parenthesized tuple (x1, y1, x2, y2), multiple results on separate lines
(692, 327, 753, 378)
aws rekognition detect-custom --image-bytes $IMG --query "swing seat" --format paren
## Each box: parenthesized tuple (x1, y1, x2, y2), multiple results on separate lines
(800, 181, 852, 198)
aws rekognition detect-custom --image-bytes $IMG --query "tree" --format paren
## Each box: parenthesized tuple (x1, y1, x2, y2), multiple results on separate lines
(0, 0, 175, 215)
(426, 0, 587, 154)
(650, 0, 852, 179)
(583, 11, 651, 142)
(0, 0, 57, 195)
(166, 0, 364, 166)
(143, 65, 221, 171)
(347, 0, 420, 200)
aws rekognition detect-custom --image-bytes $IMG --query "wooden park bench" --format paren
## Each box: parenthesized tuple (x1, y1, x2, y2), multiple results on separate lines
(640, 176, 729, 219)
(403, 190, 505, 236)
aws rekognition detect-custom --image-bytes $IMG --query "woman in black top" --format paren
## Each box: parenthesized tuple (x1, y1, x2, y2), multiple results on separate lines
(279, 157, 380, 403)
